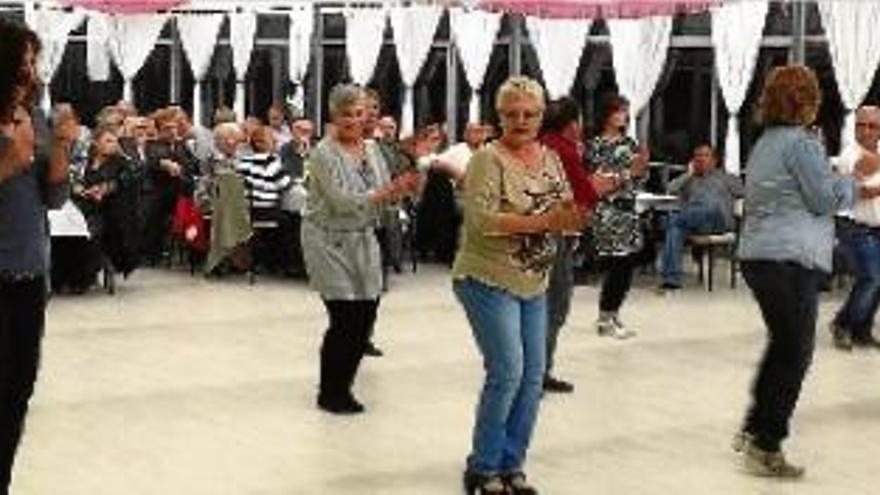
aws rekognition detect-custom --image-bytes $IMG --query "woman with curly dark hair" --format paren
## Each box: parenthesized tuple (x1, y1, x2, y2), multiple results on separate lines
(0, 19, 78, 494)
(733, 65, 858, 478)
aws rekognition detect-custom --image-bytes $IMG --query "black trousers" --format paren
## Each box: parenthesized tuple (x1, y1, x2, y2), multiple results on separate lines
(546, 237, 575, 374)
(141, 188, 176, 262)
(319, 299, 380, 400)
(741, 260, 822, 452)
(598, 254, 637, 313)
(0, 278, 47, 494)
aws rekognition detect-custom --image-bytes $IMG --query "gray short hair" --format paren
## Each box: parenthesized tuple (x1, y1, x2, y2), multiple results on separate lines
(327, 83, 363, 118)
(213, 122, 242, 141)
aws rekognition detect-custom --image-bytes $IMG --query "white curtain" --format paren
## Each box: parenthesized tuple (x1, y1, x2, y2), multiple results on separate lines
(87, 13, 112, 82)
(106, 14, 169, 104)
(525, 17, 592, 100)
(289, 4, 315, 114)
(25, 8, 86, 111)
(818, 1, 880, 150)
(712, 1, 768, 174)
(608, 16, 672, 138)
(345, 7, 388, 86)
(177, 13, 224, 126)
(450, 8, 501, 123)
(390, 5, 443, 137)
(230, 11, 258, 120)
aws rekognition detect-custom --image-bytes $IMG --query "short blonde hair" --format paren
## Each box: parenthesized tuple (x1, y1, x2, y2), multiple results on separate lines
(495, 76, 546, 113)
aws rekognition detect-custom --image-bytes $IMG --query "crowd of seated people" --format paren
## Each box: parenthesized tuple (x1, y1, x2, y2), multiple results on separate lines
(48, 99, 323, 291)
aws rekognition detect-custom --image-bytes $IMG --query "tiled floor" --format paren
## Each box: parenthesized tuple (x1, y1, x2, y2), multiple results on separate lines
(11, 266, 880, 494)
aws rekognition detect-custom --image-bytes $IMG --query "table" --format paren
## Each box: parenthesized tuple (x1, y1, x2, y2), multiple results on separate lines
(635, 192, 680, 214)
(48, 200, 90, 238)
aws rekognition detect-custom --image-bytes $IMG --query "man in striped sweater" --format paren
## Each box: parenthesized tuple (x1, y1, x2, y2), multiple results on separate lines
(236, 125, 295, 274)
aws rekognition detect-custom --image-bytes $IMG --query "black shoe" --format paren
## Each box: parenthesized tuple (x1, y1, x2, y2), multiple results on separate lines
(504, 471, 539, 495)
(364, 342, 384, 357)
(317, 394, 365, 415)
(463, 470, 507, 494)
(830, 322, 853, 351)
(542, 375, 574, 394)
(852, 335, 880, 350)
(659, 282, 681, 291)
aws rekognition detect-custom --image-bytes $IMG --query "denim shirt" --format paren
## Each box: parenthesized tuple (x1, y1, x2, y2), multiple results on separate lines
(738, 126, 856, 274)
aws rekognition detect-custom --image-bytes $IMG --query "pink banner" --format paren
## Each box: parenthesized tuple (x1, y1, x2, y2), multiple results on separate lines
(474, 0, 720, 18)
(59, 0, 188, 13)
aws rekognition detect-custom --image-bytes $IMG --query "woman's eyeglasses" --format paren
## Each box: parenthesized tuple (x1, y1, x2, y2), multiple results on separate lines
(500, 110, 542, 123)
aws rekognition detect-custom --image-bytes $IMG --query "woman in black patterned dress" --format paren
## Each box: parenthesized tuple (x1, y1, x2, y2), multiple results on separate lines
(587, 94, 650, 339)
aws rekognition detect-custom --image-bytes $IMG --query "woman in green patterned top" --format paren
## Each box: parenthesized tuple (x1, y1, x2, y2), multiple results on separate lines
(453, 76, 586, 495)
(588, 93, 650, 339)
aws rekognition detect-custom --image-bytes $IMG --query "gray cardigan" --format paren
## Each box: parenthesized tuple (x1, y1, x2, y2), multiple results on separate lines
(300, 138, 390, 300)
(738, 126, 856, 274)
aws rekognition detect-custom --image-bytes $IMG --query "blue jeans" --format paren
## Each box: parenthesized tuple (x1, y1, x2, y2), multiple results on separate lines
(835, 226, 880, 340)
(453, 278, 547, 475)
(660, 204, 727, 285)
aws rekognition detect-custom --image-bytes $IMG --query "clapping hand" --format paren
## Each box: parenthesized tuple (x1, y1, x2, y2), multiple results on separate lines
(52, 104, 80, 146)
(0, 107, 36, 181)
(631, 145, 650, 178)
(545, 199, 585, 234)
(393, 171, 422, 197)
(591, 172, 621, 198)
(160, 158, 182, 177)
(854, 152, 880, 181)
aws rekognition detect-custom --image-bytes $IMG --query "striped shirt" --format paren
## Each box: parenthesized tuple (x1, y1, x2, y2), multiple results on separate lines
(235, 153, 292, 210)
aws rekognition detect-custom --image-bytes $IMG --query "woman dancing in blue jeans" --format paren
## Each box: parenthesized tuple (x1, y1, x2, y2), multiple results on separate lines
(452, 76, 587, 495)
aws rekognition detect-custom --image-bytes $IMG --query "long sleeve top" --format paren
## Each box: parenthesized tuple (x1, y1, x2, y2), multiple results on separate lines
(300, 137, 390, 300)
(540, 132, 598, 211)
(738, 126, 857, 273)
(668, 168, 744, 230)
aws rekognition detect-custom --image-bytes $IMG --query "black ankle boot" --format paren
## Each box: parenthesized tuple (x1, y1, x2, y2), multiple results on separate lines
(317, 393, 365, 415)
(503, 472, 538, 495)
(463, 470, 508, 494)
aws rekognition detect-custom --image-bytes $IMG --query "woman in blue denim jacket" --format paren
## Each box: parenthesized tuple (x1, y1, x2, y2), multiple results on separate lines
(734, 65, 857, 479)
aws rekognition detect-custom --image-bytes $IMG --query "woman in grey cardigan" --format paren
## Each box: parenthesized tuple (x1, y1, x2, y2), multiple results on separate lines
(734, 66, 857, 478)
(301, 84, 420, 415)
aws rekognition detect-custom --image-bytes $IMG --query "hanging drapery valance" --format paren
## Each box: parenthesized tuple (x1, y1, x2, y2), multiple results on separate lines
(449, 8, 501, 124)
(471, 0, 719, 19)
(59, 0, 187, 13)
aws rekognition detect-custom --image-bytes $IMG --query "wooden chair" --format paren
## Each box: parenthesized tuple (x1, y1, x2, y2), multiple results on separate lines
(687, 199, 743, 292)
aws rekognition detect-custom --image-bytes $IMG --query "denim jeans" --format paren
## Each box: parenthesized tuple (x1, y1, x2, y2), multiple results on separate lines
(660, 204, 727, 285)
(453, 278, 547, 475)
(834, 226, 880, 340)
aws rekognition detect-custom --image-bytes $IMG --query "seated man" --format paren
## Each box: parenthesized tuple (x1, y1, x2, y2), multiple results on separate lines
(659, 144, 743, 290)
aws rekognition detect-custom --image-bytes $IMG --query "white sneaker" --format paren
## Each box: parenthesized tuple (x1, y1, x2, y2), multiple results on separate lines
(610, 317, 636, 339)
